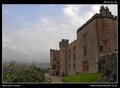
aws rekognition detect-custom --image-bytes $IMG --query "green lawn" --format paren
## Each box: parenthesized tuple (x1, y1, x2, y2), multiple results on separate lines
(62, 73, 102, 82)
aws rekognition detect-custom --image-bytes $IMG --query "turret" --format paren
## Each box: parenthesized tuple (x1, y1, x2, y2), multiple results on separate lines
(100, 6, 115, 18)
(100, 6, 106, 16)
(59, 39, 69, 49)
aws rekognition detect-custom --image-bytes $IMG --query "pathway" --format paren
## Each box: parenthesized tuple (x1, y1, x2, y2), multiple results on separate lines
(45, 73, 63, 83)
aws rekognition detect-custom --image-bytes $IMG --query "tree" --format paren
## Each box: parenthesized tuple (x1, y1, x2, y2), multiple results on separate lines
(3, 61, 46, 83)
(8, 60, 16, 71)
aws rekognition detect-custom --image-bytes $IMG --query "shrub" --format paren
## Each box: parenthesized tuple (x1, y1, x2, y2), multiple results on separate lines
(3, 62, 46, 83)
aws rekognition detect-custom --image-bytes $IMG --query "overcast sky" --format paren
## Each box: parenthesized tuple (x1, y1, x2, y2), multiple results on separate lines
(2, 4, 117, 63)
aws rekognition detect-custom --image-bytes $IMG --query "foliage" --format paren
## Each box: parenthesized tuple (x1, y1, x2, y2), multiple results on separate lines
(3, 61, 46, 83)
(62, 73, 102, 82)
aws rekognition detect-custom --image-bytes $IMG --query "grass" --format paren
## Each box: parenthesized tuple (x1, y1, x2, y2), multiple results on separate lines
(62, 73, 102, 82)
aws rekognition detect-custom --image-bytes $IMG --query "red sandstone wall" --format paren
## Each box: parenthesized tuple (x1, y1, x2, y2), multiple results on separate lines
(96, 17, 117, 56)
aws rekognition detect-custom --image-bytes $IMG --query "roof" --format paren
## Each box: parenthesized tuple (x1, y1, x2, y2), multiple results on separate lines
(77, 13, 117, 33)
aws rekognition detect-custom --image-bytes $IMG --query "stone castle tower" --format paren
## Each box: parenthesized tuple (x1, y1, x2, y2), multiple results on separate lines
(50, 6, 117, 76)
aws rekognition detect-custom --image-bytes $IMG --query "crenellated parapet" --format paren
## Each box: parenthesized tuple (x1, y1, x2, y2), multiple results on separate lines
(59, 39, 69, 49)
(77, 6, 117, 33)
(50, 49, 59, 54)
(100, 6, 117, 19)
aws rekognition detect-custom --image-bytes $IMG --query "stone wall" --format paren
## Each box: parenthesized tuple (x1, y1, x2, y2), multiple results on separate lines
(59, 39, 69, 76)
(50, 49, 60, 75)
(98, 52, 117, 82)
(77, 18, 98, 73)
(67, 40, 77, 75)
(96, 17, 117, 56)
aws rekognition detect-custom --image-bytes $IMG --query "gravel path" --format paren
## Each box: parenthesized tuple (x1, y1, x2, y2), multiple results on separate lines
(45, 73, 63, 83)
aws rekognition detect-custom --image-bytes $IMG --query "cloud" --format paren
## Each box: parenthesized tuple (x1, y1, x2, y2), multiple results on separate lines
(3, 15, 76, 63)
(2, 5, 117, 63)
(63, 5, 83, 28)
(91, 4, 117, 16)
(3, 35, 12, 44)
(62, 5, 117, 29)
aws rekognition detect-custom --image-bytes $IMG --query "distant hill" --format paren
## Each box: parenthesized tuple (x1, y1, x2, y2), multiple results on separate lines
(2, 62, 29, 73)
(2, 62, 50, 73)
(36, 63, 50, 69)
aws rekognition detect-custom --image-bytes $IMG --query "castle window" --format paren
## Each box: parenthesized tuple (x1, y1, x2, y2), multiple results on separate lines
(73, 63, 75, 70)
(74, 46, 75, 51)
(69, 64, 70, 70)
(83, 33, 87, 41)
(103, 40, 108, 44)
(100, 45, 103, 52)
(83, 45, 87, 56)
(73, 54, 75, 62)
(54, 58, 56, 61)
(69, 55, 70, 62)
(53, 64, 56, 70)
(57, 61, 60, 64)
(82, 61, 88, 72)
(69, 49, 70, 53)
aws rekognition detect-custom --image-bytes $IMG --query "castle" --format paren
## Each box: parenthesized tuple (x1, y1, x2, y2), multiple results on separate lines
(50, 6, 117, 76)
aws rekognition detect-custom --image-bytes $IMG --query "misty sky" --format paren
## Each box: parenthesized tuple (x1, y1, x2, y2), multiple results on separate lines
(2, 4, 117, 63)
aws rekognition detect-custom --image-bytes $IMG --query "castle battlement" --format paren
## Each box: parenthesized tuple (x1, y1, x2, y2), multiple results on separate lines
(77, 6, 117, 33)
(59, 39, 69, 49)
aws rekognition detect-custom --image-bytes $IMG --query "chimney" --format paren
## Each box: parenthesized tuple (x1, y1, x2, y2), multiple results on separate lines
(100, 6, 114, 18)
(105, 6, 111, 17)
(100, 6, 106, 16)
